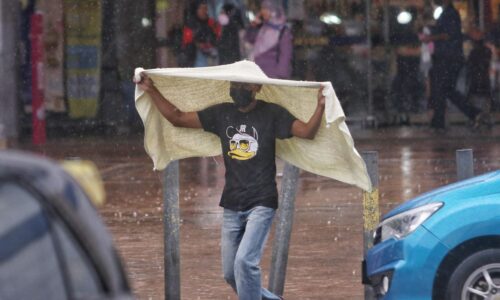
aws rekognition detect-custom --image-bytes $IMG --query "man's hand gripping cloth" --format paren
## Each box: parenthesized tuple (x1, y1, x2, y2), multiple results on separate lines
(134, 60, 372, 192)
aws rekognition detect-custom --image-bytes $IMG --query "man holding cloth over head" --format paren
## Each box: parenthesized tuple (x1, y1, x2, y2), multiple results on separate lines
(134, 73, 325, 300)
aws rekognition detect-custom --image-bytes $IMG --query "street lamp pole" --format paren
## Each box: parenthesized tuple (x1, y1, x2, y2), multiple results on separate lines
(365, 0, 375, 127)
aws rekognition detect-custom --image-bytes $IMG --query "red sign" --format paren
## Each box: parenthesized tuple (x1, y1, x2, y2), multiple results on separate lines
(30, 13, 46, 145)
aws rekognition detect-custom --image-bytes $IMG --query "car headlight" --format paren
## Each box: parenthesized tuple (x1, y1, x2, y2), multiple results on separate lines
(377, 202, 443, 243)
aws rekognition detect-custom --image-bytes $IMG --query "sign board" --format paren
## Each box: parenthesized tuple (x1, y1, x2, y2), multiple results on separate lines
(64, 0, 102, 119)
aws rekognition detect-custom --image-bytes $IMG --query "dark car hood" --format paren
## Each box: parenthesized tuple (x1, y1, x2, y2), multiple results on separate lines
(0, 151, 130, 294)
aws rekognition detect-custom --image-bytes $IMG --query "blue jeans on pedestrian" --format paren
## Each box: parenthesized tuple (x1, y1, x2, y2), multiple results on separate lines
(222, 206, 281, 300)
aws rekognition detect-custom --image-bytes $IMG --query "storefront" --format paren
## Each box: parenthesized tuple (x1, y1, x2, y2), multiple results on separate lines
(15, 0, 499, 135)
(18, 0, 156, 135)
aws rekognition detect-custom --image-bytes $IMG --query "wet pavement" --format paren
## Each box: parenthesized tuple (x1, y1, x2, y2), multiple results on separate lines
(17, 125, 500, 300)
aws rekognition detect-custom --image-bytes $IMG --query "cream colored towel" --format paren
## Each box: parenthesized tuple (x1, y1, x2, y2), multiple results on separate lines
(134, 60, 372, 192)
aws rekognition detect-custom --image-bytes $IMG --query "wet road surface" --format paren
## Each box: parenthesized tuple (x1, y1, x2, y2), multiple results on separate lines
(18, 126, 500, 299)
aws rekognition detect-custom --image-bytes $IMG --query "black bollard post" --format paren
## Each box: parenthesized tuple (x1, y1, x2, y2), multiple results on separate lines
(268, 163, 300, 297)
(456, 149, 474, 181)
(163, 161, 181, 300)
(361, 151, 380, 300)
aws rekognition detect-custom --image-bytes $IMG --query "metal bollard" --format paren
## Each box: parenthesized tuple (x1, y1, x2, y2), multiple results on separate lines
(361, 151, 380, 300)
(268, 163, 300, 297)
(456, 149, 474, 181)
(163, 161, 181, 300)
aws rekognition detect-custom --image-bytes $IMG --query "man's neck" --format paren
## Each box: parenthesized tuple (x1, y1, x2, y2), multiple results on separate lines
(238, 99, 258, 112)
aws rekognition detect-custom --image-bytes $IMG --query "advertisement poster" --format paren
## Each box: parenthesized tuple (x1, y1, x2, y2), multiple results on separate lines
(41, 0, 66, 112)
(64, 0, 101, 119)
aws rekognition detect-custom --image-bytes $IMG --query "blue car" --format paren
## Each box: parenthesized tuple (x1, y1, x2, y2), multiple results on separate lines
(363, 171, 500, 300)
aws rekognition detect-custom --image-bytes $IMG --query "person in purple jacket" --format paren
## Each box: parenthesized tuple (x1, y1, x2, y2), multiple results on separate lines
(245, 0, 293, 79)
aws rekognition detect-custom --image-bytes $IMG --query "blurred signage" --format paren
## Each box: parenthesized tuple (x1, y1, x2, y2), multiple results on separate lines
(40, 0, 66, 113)
(30, 13, 46, 145)
(294, 36, 329, 47)
(0, 124, 5, 149)
(64, 0, 102, 119)
(156, 0, 169, 12)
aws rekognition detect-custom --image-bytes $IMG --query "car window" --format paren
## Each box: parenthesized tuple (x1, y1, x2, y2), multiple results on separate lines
(0, 182, 67, 300)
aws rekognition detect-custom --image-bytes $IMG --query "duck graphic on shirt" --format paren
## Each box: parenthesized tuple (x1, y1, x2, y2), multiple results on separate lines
(226, 125, 259, 161)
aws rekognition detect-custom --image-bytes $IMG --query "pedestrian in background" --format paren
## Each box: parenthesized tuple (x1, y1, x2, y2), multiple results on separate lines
(217, 3, 244, 65)
(180, 0, 220, 67)
(390, 10, 423, 125)
(467, 28, 493, 128)
(420, 0, 482, 131)
(245, 0, 293, 79)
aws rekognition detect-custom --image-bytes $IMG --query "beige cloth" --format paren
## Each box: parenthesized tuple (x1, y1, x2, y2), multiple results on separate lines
(134, 60, 371, 191)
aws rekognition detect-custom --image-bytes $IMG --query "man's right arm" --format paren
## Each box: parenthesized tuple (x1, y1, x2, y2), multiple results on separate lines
(134, 74, 202, 129)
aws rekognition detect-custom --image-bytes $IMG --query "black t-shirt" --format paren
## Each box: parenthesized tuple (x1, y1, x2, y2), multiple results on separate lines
(197, 100, 297, 211)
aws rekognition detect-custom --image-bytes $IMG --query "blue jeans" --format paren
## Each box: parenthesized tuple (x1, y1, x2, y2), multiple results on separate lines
(222, 206, 281, 300)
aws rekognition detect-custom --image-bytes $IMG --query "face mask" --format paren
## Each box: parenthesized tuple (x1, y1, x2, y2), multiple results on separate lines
(230, 88, 253, 108)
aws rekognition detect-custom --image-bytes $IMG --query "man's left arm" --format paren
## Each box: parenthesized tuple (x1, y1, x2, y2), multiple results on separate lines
(291, 87, 326, 140)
